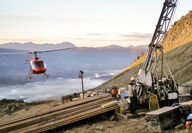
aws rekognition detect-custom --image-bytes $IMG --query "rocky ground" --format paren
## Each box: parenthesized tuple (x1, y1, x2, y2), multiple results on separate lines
(0, 99, 190, 133)
(0, 100, 150, 133)
(0, 99, 61, 124)
(61, 115, 149, 133)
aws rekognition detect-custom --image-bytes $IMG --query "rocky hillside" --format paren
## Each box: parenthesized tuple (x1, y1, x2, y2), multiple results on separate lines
(95, 11, 192, 90)
(163, 11, 192, 52)
(123, 11, 192, 71)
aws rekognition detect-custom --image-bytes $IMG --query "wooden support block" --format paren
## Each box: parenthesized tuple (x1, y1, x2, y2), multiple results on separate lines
(146, 106, 180, 132)
(115, 113, 128, 120)
(145, 100, 192, 132)
(180, 100, 192, 110)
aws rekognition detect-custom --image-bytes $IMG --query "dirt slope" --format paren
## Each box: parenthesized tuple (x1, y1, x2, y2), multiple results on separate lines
(95, 11, 192, 90)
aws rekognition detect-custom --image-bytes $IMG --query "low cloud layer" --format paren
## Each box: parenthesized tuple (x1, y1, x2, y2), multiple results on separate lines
(0, 78, 105, 102)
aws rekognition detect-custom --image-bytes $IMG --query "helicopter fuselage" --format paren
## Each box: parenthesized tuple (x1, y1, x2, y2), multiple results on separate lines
(30, 57, 46, 74)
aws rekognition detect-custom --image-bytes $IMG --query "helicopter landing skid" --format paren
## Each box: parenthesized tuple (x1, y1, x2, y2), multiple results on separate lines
(27, 71, 32, 80)
(43, 73, 49, 78)
(27, 71, 49, 80)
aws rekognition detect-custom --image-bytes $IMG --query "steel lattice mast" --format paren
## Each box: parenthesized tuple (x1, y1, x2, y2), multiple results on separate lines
(138, 0, 178, 86)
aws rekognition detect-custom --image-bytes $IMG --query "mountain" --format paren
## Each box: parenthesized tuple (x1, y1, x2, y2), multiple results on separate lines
(0, 42, 75, 51)
(95, 11, 192, 90)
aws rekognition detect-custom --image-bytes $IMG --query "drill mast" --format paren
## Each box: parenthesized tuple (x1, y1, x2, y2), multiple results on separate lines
(138, 0, 178, 86)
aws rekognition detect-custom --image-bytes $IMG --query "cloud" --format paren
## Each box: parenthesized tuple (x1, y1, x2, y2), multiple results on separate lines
(0, 38, 53, 44)
(120, 33, 153, 40)
(0, 12, 66, 18)
(83, 33, 152, 44)
(86, 34, 106, 36)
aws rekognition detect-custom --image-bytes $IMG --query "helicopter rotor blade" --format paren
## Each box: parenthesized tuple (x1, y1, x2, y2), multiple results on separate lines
(28, 47, 76, 54)
(0, 52, 26, 55)
(0, 47, 77, 55)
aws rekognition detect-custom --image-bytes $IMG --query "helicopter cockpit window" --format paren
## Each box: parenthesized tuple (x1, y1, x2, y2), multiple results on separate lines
(32, 61, 45, 68)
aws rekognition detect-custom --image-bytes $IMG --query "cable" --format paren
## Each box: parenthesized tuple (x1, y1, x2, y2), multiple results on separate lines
(169, 0, 179, 28)
(173, 0, 181, 22)
(163, 55, 178, 90)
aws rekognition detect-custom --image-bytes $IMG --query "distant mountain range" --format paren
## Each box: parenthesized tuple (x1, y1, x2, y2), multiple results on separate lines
(0, 42, 75, 51)
(0, 42, 147, 53)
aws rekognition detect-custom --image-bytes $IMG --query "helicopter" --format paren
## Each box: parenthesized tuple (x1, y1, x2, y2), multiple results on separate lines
(0, 47, 76, 79)
(26, 51, 48, 79)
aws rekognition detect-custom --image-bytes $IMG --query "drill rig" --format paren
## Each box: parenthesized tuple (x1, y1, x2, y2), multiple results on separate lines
(137, 0, 179, 103)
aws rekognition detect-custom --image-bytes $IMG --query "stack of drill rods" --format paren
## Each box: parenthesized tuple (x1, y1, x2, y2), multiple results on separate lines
(0, 94, 110, 127)
(13, 101, 118, 133)
(0, 96, 112, 132)
(0, 94, 117, 133)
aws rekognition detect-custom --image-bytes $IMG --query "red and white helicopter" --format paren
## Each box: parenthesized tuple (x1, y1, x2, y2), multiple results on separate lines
(0, 47, 75, 79)
(26, 51, 48, 79)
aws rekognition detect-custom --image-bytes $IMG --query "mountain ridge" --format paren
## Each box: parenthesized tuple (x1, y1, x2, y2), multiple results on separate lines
(0, 42, 75, 51)
(118, 11, 192, 73)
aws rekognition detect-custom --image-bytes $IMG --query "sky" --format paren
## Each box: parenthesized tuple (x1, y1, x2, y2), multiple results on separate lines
(0, 0, 191, 47)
